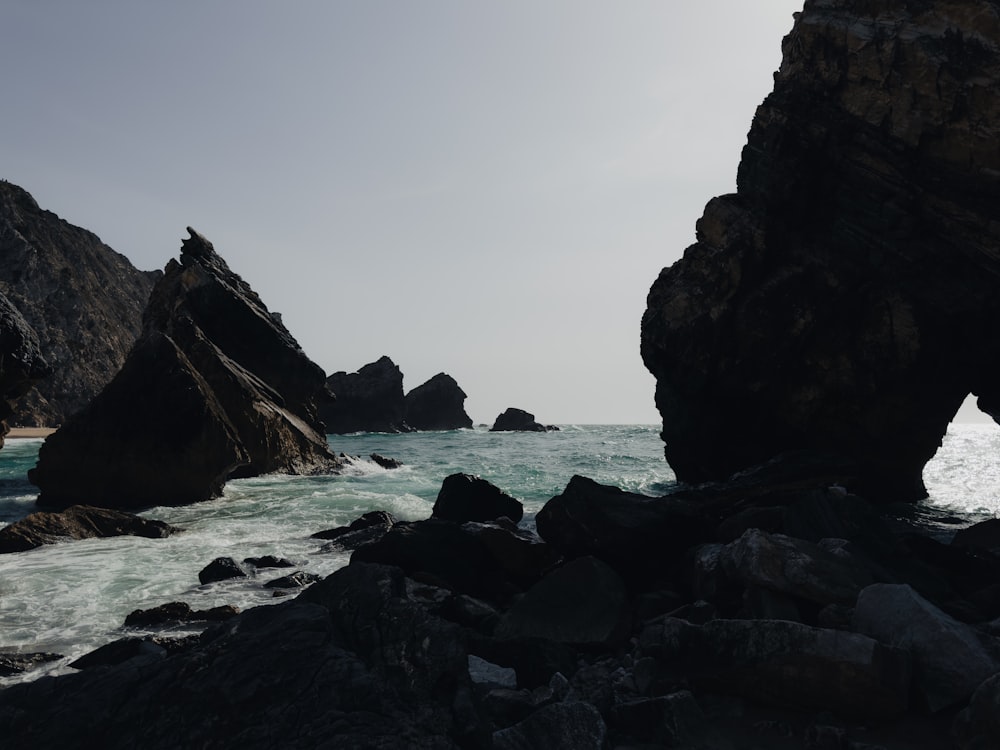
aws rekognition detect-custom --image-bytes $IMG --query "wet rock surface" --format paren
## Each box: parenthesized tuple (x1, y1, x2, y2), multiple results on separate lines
(0, 504, 179, 554)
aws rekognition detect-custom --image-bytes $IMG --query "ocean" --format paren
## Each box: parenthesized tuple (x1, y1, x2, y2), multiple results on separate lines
(1, 422, 997, 685)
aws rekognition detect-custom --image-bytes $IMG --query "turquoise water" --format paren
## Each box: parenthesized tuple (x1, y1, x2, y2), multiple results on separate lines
(0, 425, 672, 683)
(0, 421, 997, 686)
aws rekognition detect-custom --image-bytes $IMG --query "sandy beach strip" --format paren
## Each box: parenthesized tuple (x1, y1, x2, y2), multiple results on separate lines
(6, 427, 56, 439)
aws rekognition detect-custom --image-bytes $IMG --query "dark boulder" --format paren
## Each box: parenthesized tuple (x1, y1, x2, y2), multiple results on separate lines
(404, 372, 473, 431)
(242, 555, 295, 569)
(124, 602, 239, 628)
(0, 291, 49, 448)
(319, 355, 411, 433)
(954, 672, 1000, 750)
(263, 571, 320, 589)
(639, 616, 911, 719)
(198, 557, 247, 585)
(0, 652, 62, 678)
(369, 452, 403, 469)
(495, 556, 630, 647)
(640, 0, 1000, 502)
(313, 509, 398, 552)
(490, 408, 558, 432)
(0, 504, 179, 553)
(536, 475, 712, 589)
(0, 181, 158, 427)
(28, 228, 341, 509)
(492, 701, 606, 750)
(432, 473, 524, 525)
(352, 518, 558, 605)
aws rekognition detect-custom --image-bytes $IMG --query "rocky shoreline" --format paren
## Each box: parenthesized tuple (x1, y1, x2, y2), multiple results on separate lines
(2, 464, 999, 748)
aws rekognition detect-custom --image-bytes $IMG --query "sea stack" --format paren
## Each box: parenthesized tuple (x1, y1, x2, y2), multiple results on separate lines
(29, 228, 341, 509)
(641, 0, 1000, 502)
(320, 356, 411, 434)
(404, 373, 473, 431)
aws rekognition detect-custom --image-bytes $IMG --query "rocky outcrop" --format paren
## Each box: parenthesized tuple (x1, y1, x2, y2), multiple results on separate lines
(320, 355, 411, 433)
(28, 228, 341, 509)
(0, 291, 49, 448)
(432, 473, 524, 524)
(640, 0, 1000, 502)
(0, 505, 179, 553)
(0, 181, 158, 427)
(405, 373, 473, 430)
(490, 408, 559, 432)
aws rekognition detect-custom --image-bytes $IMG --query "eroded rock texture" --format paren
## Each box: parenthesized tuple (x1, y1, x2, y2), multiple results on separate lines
(0, 291, 48, 447)
(0, 181, 158, 426)
(29, 228, 340, 509)
(641, 0, 1000, 502)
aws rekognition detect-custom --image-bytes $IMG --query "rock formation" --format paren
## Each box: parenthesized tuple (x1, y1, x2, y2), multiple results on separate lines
(29, 228, 341, 509)
(321, 358, 473, 433)
(640, 0, 1000, 502)
(0, 291, 49, 448)
(405, 372, 473, 430)
(490, 407, 559, 432)
(0, 504, 178, 553)
(320, 355, 411, 433)
(0, 181, 159, 426)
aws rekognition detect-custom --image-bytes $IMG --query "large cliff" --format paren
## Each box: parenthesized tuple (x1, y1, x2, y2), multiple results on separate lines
(30, 229, 341, 509)
(641, 0, 1000, 502)
(0, 181, 158, 426)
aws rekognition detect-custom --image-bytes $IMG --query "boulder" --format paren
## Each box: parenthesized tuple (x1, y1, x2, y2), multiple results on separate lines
(319, 355, 411, 433)
(639, 616, 911, 718)
(124, 602, 239, 628)
(535, 475, 713, 588)
(492, 701, 606, 750)
(495, 556, 629, 646)
(404, 372, 473, 430)
(0, 291, 49, 448)
(198, 557, 247, 585)
(28, 228, 341, 509)
(432, 473, 524, 524)
(263, 571, 320, 589)
(0, 651, 62, 678)
(312, 509, 398, 552)
(0, 504, 179, 553)
(640, 0, 1000, 502)
(852, 583, 1000, 712)
(490, 408, 558, 432)
(351, 518, 558, 605)
(0, 181, 157, 427)
(954, 672, 1000, 750)
(242, 555, 295, 569)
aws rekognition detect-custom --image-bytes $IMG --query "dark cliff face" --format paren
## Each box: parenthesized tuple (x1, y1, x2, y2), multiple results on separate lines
(30, 228, 340, 509)
(641, 0, 1000, 502)
(0, 292, 49, 447)
(0, 181, 159, 426)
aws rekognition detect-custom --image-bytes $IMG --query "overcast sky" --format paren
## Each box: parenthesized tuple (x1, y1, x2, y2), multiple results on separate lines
(3, 1, 807, 424)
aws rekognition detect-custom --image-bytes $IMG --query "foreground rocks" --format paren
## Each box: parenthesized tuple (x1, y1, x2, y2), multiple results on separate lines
(28, 228, 341, 509)
(0, 291, 49, 448)
(4, 467, 1000, 748)
(641, 0, 1000, 502)
(0, 505, 179, 553)
(0, 181, 159, 427)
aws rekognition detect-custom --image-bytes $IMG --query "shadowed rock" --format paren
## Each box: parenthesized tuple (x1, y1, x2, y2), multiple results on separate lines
(28, 228, 341, 509)
(0, 291, 49, 448)
(320, 355, 411, 433)
(490, 408, 558, 432)
(433, 473, 524, 524)
(0, 505, 178, 553)
(641, 0, 1000, 501)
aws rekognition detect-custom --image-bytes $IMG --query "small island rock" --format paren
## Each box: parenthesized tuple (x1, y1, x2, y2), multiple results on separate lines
(490, 408, 559, 432)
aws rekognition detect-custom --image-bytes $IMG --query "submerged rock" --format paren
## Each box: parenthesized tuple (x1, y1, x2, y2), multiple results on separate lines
(0, 504, 179, 554)
(28, 228, 341, 509)
(490, 407, 558, 432)
(640, 0, 1000, 502)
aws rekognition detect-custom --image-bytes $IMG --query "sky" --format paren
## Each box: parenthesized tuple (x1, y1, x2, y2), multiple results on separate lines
(3, 1, 815, 424)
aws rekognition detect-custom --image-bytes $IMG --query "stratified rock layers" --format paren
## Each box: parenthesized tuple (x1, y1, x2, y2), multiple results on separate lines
(29, 229, 340, 509)
(0, 181, 158, 426)
(641, 0, 1000, 501)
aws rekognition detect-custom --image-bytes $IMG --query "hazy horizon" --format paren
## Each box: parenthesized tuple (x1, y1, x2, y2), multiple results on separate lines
(14, 2, 983, 426)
